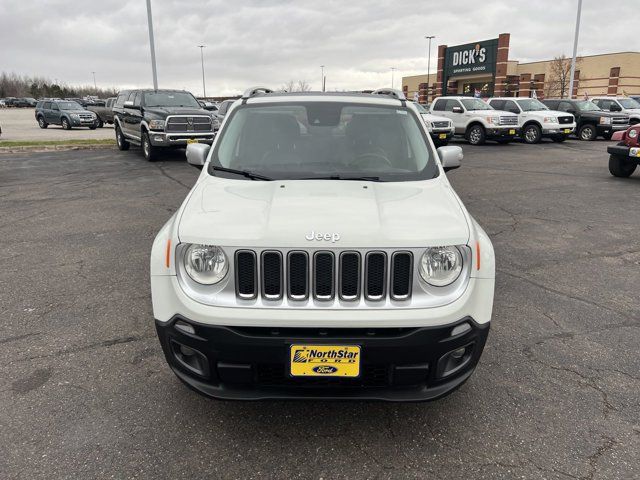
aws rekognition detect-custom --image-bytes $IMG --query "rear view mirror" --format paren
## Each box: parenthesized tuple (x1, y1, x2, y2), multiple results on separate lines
(437, 146, 463, 172)
(186, 143, 211, 168)
(452, 106, 463, 114)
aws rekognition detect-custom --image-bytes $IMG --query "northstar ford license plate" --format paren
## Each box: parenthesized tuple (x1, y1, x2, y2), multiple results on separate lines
(290, 345, 361, 377)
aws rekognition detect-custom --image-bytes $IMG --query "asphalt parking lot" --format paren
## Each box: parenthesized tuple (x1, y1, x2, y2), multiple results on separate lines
(1, 139, 638, 479)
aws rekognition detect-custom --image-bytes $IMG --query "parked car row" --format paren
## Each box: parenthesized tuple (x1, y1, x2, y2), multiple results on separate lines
(1, 97, 37, 108)
(420, 95, 637, 145)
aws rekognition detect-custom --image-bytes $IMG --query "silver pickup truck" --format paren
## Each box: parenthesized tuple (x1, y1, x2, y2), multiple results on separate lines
(87, 97, 115, 128)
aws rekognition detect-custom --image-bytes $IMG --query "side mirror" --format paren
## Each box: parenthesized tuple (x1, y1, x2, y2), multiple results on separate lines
(186, 143, 211, 168)
(437, 146, 463, 172)
(452, 106, 464, 114)
(610, 104, 622, 112)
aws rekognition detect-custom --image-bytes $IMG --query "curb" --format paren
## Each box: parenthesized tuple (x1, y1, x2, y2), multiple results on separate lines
(0, 143, 116, 154)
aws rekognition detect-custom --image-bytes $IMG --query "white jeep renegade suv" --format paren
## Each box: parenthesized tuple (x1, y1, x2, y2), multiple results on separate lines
(150, 87, 495, 401)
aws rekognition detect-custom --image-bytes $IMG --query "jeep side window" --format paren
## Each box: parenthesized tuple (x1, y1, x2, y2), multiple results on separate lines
(432, 99, 446, 111)
(444, 100, 462, 112)
(503, 100, 520, 114)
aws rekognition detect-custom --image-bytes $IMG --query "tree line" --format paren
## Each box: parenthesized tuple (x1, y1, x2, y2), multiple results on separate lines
(0, 72, 118, 99)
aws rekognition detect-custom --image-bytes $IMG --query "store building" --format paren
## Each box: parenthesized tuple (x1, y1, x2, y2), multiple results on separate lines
(403, 33, 640, 102)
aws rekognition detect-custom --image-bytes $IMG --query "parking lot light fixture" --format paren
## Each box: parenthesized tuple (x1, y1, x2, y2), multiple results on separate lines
(146, 0, 159, 90)
(425, 36, 435, 103)
(390, 67, 396, 89)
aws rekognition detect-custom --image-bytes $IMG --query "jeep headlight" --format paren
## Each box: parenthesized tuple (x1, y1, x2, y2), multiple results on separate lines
(419, 246, 463, 287)
(183, 244, 228, 285)
(628, 129, 638, 138)
(148, 119, 165, 130)
(599, 117, 612, 125)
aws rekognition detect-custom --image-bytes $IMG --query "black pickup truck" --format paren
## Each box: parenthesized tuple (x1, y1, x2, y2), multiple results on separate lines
(542, 99, 629, 141)
(87, 97, 116, 127)
(112, 89, 215, 161)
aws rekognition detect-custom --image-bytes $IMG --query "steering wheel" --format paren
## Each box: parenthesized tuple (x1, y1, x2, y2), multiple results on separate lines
(349, 152, 393, 169)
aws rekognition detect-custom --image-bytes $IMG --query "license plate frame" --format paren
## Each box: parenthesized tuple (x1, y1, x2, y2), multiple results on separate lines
(289, 344, 361, 377)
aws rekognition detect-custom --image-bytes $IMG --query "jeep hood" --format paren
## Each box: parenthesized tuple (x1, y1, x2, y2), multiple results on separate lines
(177, 177, 470, 248)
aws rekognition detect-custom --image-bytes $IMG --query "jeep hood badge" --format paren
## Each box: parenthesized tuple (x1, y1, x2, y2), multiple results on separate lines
(305, 230, 341, 242)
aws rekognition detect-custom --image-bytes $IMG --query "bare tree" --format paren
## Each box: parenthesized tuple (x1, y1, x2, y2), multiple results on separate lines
(0, 71, 118, 99)
(545, 55, 579, 99)
(279, 79, 312, 93)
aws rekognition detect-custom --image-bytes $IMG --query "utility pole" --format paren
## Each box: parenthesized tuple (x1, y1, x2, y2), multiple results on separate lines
(91, 71, 97, 91)
(320, 65, 325, 92)
(568, 0, 582, 99)
(198, 45, 207, 98)
(145, 0, 158, 89)
(390, 67, 396, 89)
(425, 35, 435, 102)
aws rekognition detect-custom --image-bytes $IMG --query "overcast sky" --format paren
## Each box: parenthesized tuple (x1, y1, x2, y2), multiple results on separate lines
(1, 0, 637, 96)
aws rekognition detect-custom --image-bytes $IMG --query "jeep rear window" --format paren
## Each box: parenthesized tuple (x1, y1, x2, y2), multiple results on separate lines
(143, 92, 200, 108)
(209, 102, 438, 182)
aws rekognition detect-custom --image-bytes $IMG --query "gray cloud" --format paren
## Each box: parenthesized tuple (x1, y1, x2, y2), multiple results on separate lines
(0, 0, 636, 96)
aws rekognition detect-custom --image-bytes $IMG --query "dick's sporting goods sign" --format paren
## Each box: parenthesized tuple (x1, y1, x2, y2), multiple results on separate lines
(444, 38, 499, 78)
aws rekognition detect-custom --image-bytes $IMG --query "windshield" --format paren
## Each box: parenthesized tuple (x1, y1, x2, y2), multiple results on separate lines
(516, 99, 548, 111)
(57, 101, 82, 110)
(413, 102, 428, 114)
(209, 102, 437, 182)
(619, 98, 640, 109)
(576, 101, 601, 111)
(461, 98, 492, 111)
(144, 91, 200, 108)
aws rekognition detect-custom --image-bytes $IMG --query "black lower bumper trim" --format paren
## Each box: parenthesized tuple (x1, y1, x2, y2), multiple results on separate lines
(155, 316, 490, 401)
(607, 145, 631, 157)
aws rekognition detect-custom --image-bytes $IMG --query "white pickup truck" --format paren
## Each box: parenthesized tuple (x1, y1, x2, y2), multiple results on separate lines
(413, 102, 455, 146)
(430, 96, 519, 145)
(150, 87, 495, 401)
(488, 97, 576, 143)
(590, 97, 640, 125)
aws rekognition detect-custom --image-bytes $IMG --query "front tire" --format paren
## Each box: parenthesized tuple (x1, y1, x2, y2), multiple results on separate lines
(608, 154, 637, 178)
(37, 116, 48, 129)
(466, 125, 486, 145)
(115, 125, 130, 151)
(523, 124, 542, 144)
(61, 117, 72, 130)
(142, 131, 158, 162)
(578, 124, 597, 141)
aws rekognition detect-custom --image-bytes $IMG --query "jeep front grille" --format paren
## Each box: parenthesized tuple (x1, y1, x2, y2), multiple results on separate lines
(234, 249, 414, 303)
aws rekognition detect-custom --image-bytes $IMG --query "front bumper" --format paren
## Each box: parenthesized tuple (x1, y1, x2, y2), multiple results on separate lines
(607, 144, 640, 160)
(70, 117, 97, 127)
(149, 131, 215, 146)
(430, 130, 455, 142)
(598, 124, 629, 135)
(486, 127, 520, 139)
(155, 316, 489, 401)
(542, 125, 575, 135)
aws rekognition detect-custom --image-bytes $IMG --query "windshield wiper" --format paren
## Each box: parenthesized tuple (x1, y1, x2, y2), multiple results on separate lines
(302, 175, 381, 182)
(211, 165, 272, 181)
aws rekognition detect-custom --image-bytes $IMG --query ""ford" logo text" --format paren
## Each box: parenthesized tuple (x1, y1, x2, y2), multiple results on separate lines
(313, 365, 338, 374)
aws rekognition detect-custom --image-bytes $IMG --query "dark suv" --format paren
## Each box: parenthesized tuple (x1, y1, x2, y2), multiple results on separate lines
(112, 89, 215, 161)
(35, 99, 98, 130)
(542, 99, 629, 141)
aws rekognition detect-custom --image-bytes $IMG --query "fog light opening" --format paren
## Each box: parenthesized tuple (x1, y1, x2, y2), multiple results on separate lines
(170, 339, 209, 378)
(437, 342, 475, 379)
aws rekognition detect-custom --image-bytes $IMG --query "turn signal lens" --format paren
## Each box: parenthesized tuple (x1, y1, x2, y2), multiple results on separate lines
(184, 244, 228, 285)
(419, 247, 463, 287)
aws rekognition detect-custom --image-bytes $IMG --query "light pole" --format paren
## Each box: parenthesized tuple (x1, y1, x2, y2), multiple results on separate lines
(320, 65, 325, 92)
(425, 35, 435, 102)
(198, 45, 207, 98)
(390, 67, 396, 89)
(145, 0, 158, 89)
(91, 71, 97, 91)
(568, 0, 582, 99)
